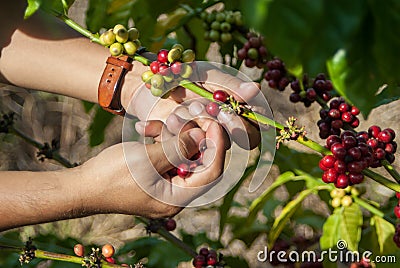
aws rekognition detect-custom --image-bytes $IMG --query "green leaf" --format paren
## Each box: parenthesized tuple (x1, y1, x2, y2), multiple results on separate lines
(326, 49, 348, 101)
(25, 0, 41, 18)
(339, 203, 363, 251)
(88, 106, 115, 147)
(268, 188, 315, 247)
(370, 216, 397, 254)
(246, 171, 297, 226)
(320, 209, 341, 250)
(320, 203, 363, 252)
(81, 100, 95, 113)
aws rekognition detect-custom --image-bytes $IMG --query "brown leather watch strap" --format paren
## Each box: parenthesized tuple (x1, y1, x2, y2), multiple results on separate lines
(98, 55, 133, 115)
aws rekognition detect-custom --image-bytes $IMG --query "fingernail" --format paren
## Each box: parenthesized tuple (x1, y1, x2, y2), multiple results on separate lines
(189, 102, 204, 116)
(135, 121, 148, 134)
(188, 128, 205, 145)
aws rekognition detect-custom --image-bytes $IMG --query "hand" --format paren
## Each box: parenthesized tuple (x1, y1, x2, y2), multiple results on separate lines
(79, 118, 226, 218)
(123, 61, 263, 150)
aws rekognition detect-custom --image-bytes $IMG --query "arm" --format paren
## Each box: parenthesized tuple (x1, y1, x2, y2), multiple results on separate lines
(0, 1, 147, 108)
(0, 119, 226, 232)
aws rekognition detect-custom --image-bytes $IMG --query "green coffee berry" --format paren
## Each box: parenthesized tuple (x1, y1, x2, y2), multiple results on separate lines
(182, 49, 195, 63)
(200, 12, 208, 21)
(151, 74, 164, 88)
(100, 30, 116, 46)
(211, 21, 221, 31)
(123, 41, 139, 55)
(220, 32, 232, 43)
(209, 30, 220, 42)
(330, 189, 346, 198)
(225, 13, 235, 24)
(151, 86, 164, 97)
(331, 197, 342, 208)
(180, 64, 193, 79)
(350, 187, 360, 197)
(216, 13, 225, 22)
(133, 39, 141, 48)
(141, 70, 154, 83)
(116, 28, 129, 43)
(341, 195, 353, 207)
(220, 22, 231, 32)
(247, 48, 259, 60)
(168, 48, 182, 63)
(233, 11, 243, 26)
(113, 24, 126, 35)
(163, 74, 174, 83)
(206, 12, 216, 23)
(128, 28, 139, 41)
(172, 43, 184, 52)
(109, 42, 123, 56)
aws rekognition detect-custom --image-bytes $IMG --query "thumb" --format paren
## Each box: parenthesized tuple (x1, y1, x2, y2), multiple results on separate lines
(146, 128, 205, 174)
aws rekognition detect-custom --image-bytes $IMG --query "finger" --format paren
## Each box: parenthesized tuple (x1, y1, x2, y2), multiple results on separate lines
(135, 120, 174, 142)
(171, 121, 226, 187)
(170, 63, 260, 103)
(188, 101, 231, 150)
(218, 110, 261, 150)
(165, 113, 197, 136)
(146, 128, 205, 174)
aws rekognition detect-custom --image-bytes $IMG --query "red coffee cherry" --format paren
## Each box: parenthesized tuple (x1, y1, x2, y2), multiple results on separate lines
(101, 244, 115, 258)
(213, 90, 228, 102)
(73, 244, 84, 257)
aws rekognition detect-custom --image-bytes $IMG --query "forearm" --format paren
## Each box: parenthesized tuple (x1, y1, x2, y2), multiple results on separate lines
(0, 168, 89, 231)
(0, 6, 147, 108)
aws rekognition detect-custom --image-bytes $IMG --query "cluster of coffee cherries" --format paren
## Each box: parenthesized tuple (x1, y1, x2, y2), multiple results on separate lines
(73, 243, 131, 266)
(365, 125, 397, 167)
(289, 73, 333, 107)
(146, 218, 177, 234)
(99, 24, 141, 56)
(320, 131, 371, 188)
(330, 187, 360, 208)
(141, 44, 195, 97)
(237, 32, 268, 68)
(318, 97, 360, 139)
(200, 10, 243, 43)
(263, 58, 290, 91)
(394, 223, 400, 248)
(192, 247, 225, 268)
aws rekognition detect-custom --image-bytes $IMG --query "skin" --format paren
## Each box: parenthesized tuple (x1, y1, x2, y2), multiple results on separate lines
(0, 1, 261, 231)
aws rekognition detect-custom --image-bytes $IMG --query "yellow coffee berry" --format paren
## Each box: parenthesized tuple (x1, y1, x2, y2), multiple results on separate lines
(167, 48, 182, 63)
(100, 30, 116, 46)
(113, 24, 126, 35)
(182, 49, 195, 63)
(141, 70, 154, 83)
(116, 28, 129, 43)
(180, 64, 193, 79)
(123, 41, 139, 55)
(128, 28, 139, 41)
(109, 43, 123, 56)
(172, 43, 184, 52)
